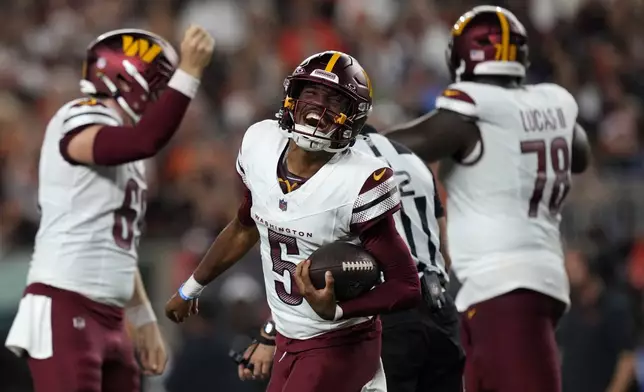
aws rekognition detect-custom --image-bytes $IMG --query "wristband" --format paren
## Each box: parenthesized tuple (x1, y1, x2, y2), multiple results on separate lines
(168, 69, 201, 99)
(178, 275, 205, 300)
(255, 335, 276, 346)
(333, 305, 343, 321)
(125, 302, 157, 328)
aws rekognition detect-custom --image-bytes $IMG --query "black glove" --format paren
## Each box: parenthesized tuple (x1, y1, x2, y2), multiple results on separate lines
(228, 335, 275, 371)
(229, 347, 253, 371)
(421, 270, 447, 313)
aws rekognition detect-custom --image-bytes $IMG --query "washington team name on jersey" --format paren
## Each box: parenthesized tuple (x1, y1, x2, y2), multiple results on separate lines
(253, 213, 313, 238)
(237, 119, 399, 339)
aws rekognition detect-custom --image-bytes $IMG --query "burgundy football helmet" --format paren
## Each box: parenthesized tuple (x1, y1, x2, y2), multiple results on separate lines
(446, 6, 528, 82)
(277, 51, 373, 153)
(80, 29, 179, 122)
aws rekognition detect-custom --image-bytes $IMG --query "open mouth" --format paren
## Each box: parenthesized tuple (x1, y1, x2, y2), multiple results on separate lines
(302, 112, 332, 133)
(304, 112, 323, 127)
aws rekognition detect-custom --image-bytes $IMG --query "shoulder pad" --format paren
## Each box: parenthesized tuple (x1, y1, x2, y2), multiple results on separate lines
(435, 83, 477, 118)
(61, 98, 122, 134)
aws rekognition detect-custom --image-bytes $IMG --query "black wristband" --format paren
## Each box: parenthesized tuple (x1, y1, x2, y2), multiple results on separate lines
(254, 335, 276, 346)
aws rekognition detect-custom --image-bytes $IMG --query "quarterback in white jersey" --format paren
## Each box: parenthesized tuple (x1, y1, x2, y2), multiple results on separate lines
(167, 51, 421, 392)
(5, 27, 214, 392)
(386, 6, 590, 392)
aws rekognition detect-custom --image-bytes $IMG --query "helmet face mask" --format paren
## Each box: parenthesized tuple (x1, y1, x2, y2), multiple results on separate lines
(446, 6, 529, 83)
(80, 29, 178, 123)
(289, 81, 355, 152)
(278, 51, 373, 153)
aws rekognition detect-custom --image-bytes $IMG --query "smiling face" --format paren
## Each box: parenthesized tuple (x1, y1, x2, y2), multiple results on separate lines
(294, 83, 350, 135)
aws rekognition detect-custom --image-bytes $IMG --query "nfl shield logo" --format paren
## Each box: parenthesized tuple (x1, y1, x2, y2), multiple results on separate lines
(279, 199, 288, 211)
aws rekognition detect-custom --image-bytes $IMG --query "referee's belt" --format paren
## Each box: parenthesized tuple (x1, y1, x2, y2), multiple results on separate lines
(417, 264, 447, 292)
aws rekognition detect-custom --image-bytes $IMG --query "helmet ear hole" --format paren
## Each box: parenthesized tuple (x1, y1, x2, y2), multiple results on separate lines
(116, 74, 132, 92)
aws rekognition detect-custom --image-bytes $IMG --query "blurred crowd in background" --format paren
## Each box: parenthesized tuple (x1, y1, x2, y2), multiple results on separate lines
(0, 0, 644, 391)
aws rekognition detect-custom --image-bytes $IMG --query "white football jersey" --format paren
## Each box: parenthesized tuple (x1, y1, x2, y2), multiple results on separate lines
(353, 132, 446, 279)
(236, 120, 400, 340)
(27, 98, 147, 307)
(436, 82, 577, 311)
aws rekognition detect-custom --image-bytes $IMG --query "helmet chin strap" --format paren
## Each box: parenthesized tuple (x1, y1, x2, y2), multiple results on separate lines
(291, 126, 327, 152)
(291, 124, 350, 153)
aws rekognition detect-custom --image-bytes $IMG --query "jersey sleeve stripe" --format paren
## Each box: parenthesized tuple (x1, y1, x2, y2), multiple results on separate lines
(353, 187, 398, 214)
(236, 155, 248, 185)
(435, 96, 477, 117)
(62, 113, 121, 134)
(351, 192, 401, 225)
(65, 105, 122, 122)
(63, 111, 120, 124)
(354, 176, 396, 210)
(441, 89, 475, 104)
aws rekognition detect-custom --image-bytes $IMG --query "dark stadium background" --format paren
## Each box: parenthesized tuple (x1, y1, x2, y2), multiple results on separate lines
(0, 0, 643, 391)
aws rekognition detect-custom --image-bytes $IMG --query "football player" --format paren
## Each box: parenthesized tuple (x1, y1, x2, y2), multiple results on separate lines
(165, 51, 421, 392)
(236, 125, 465, 391)
(385, 6, 591, 392)
(5, 26, 214, 392)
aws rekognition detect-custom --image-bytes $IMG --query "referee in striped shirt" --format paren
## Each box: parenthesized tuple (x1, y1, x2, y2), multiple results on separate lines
(353, 124, 465, 392)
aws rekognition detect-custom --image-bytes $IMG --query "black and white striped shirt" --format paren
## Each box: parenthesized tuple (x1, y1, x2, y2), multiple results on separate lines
(353, 126, 447, 279)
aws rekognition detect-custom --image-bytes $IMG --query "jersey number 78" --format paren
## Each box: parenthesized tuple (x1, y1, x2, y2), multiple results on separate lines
(520, 137, 571, 218)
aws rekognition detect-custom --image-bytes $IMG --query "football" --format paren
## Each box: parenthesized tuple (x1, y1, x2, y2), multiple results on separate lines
(308, 241, 380, 301)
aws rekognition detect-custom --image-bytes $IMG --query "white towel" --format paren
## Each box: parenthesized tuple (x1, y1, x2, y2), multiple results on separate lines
(361, 358, 388, 392)
(5, 294, 53, 359)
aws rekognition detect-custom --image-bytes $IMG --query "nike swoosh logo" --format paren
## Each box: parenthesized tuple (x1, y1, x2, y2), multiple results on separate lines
(373, 169, 387, 181)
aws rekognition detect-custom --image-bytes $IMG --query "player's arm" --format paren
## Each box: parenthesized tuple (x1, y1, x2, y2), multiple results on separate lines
(179, 183, 259, 298)
(383, 89, 481, 163)
(437, 217, 450, 273)
(571, 123, 591, 174)
(126, 269, 156, 322)
(60, 28, 213, 166)
(126, 269, 167, 375)
(433, 183, 451, 272)
(337, 168, 421, 319)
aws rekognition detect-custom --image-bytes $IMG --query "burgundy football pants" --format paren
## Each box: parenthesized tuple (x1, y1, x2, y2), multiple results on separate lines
(25, 283, 140, 392)
(267, 319, 382, 392)
(461, 289, 566, 392)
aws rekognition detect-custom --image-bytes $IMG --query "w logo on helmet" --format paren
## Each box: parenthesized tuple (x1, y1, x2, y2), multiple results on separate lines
(121, 35, 162, 63)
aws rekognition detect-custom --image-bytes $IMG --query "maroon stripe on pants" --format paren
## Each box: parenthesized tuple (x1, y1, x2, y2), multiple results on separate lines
(461, 289, 565, 392)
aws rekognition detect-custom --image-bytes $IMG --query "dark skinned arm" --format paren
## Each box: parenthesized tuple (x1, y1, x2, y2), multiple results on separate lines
(386, 109, 590, 174)
(192, 186, 259, 285)
(384, 109, 481, 164)
(167, 183, 258, 323)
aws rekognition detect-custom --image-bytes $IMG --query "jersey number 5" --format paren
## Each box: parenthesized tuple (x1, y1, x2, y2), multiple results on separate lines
(268, 229, 303, 306)
(112, 179, 147, 250)
(520, 137, 571, 218)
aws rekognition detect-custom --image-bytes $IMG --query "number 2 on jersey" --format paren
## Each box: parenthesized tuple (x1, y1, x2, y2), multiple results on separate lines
(520, 137, 571, 218)
(268, 229, 303, 306)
